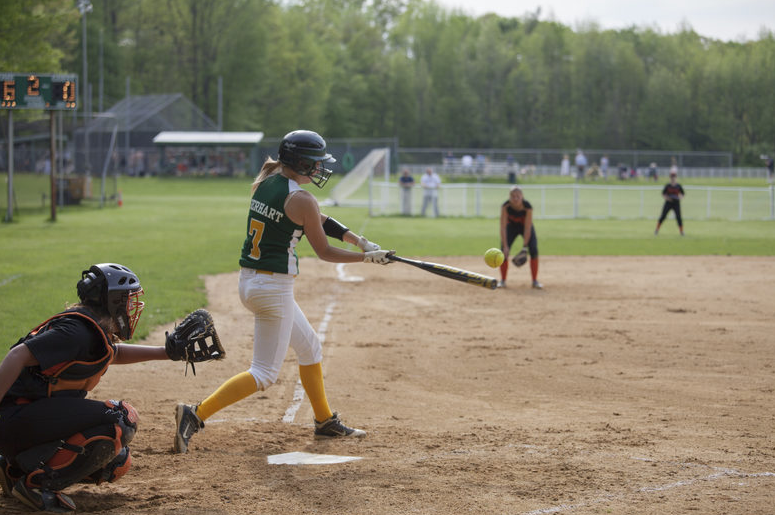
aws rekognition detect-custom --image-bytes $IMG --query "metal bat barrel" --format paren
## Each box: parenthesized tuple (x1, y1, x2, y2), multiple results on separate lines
(387, 255, 497, 290)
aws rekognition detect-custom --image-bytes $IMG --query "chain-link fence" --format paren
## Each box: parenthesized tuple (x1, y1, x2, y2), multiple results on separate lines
(397, 148, 744, 179)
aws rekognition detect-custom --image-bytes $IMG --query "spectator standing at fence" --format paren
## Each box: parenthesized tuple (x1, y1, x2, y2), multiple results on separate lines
(648, 162, 659, 182)
(617, 163, 629, 180)
(507, 154, 518, 184)
(443, 151, 455, 173)
(461, 154, 473, 173)
(560, 154, 571, 176)
(669, 157, 679, 176)
(475, 153, 487, 175)
(399, 168, 415, 216)
(420, 167, 441, 217)
(600, 155, 609, 179)
(655, 170, 685, 236)
(765, 155, 774, 183)
(574, 150, 587, 181)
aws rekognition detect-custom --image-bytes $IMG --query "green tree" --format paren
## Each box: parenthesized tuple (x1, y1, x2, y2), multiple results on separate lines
(0, 0, 77, 73)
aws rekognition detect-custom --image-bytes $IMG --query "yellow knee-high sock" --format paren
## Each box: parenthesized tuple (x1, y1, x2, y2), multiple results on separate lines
(299, 363, 333, 422)
(196, 371, 259, 421)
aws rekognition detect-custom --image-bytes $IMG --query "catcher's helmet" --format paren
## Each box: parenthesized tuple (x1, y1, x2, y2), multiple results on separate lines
(278, 130, 336, 188)
(77, 263, 145, 340)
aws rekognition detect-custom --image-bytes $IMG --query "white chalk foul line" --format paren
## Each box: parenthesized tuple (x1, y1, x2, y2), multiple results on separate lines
(334, 219, 371, 282)
(281, 222, 370, 424)
(521, 463, 775, 515)
(336, 263, 364, 282)
(282, 301, 337, 423)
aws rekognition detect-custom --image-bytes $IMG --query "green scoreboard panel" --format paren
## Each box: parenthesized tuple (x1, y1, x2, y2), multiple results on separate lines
(1, 73, 77, 110)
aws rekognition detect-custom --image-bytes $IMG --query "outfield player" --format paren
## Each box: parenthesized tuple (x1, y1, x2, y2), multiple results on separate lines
(654, 170, 685, 236)
(173, 130, 393, 453)
(498, 186, 542, 289)
(0, 264, 177, 513)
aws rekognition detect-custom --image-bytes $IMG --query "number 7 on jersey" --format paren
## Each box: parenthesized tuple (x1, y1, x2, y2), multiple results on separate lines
(247, 218, 266, 260)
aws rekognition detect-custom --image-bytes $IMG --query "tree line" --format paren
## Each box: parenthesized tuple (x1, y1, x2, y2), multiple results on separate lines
(2, 0, 774, 165)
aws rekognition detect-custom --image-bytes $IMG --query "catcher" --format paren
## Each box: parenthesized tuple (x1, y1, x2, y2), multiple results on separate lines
(0, 263, 222, 513)
(498, 186, 542, 289)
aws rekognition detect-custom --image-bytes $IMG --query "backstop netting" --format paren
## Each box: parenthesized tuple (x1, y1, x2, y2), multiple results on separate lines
(322, 147, 390, 208)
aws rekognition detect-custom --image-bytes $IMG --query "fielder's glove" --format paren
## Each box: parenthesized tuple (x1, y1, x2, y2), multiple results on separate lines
(512, 247, 528, 267)
(363, 250, 395, 265)
(165, 309, 225, 376)
(356, 236, 381, 252)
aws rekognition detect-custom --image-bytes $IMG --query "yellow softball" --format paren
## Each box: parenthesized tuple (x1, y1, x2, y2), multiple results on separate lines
(484, 247, 504, 268)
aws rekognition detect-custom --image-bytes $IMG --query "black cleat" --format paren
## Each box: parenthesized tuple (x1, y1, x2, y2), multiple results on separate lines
(174, 404, 204, 454)
(314, 412, 366, 439)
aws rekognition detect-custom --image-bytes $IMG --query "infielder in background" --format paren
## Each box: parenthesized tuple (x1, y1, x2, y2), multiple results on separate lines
(173, 130, 393, 453)
(0, 264, 178, 513)
(498, 186, 542, 289)
(654, 170, 685, 236)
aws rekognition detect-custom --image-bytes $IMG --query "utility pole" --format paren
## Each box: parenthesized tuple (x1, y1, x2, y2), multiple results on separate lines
(78, 0, 93, 175)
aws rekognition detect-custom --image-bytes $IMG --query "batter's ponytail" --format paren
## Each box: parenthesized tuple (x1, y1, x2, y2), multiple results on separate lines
(251, 157, 283, 194)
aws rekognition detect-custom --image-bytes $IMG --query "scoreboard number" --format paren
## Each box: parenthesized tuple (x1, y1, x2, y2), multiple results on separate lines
(0, 73, 77, 110)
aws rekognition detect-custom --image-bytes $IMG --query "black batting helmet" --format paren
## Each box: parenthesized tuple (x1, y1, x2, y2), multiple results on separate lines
(278, 130, 336, 188)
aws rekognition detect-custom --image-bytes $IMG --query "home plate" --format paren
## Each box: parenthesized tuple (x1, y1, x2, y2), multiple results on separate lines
(267, 451, 363, 465)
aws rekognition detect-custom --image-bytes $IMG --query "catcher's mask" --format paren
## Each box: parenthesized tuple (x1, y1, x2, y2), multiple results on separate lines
(77, 263, 145, 340)
(278, 130, 336, 188)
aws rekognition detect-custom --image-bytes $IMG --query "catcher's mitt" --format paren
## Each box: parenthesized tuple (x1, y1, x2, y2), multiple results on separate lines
(165, 309, 225, 375)
(512, 247, 528, 267)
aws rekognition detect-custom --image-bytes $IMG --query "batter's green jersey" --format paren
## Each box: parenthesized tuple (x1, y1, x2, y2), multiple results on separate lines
(239, 174, 305, 274)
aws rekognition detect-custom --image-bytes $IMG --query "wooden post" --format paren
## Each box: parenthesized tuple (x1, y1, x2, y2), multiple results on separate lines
(50, 111, 57, 221)
(5, 111, 12, 222)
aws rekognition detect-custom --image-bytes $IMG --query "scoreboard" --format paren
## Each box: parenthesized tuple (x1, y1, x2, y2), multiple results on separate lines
(1, 73, 77, 110)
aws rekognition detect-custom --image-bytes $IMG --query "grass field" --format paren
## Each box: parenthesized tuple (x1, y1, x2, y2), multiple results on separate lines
(1, 174, 774, 354)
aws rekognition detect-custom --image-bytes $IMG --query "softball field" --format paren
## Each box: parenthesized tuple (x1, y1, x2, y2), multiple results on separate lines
(2, 255, 772, 514)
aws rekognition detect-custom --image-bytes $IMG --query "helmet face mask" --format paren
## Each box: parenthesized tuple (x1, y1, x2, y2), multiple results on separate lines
(77, 263, 144, 340)
(122, 288, 145, 340)
(306, 160, 333, 188)
(278, 130, 335, 188)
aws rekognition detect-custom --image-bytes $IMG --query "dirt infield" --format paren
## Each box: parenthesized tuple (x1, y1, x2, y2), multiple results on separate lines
(2, 256, 773, 514)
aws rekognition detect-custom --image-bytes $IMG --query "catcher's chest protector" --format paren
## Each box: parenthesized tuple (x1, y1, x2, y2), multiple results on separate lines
(13, 310, 115, 398)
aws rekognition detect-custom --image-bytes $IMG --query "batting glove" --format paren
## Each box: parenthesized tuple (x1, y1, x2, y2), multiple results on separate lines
(357, 236, 381, 252)
(363, 250, 395, 265)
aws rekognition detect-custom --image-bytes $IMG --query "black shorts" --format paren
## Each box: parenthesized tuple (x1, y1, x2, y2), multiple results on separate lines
(504, 224, 538, 258)
(0, 397, 115, 458)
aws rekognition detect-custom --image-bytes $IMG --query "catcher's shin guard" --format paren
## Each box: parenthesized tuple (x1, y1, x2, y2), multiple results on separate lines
(83, 446, 132, 485)
(104, 399, 139, 446)
(17, 400, 138, 492)
(22, 426, 122, 491)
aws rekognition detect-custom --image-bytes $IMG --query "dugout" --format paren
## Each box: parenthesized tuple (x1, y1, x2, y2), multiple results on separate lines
(79, 93, 219, 176)
(152, 131, 264, 176)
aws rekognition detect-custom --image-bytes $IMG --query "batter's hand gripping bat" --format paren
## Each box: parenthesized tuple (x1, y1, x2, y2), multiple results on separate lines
(387, 254, 497, 290)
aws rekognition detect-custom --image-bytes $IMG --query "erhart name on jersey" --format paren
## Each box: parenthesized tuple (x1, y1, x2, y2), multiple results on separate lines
(250, 199, 284, 223)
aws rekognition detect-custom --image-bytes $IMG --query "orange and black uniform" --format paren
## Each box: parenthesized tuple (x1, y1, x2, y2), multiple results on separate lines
(502, 199, 538, 258)
(0, 309, 137, 498)
(657, 182, 685, 231)
(501, 199, 540, 284)
(0, 309, 118, 457)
